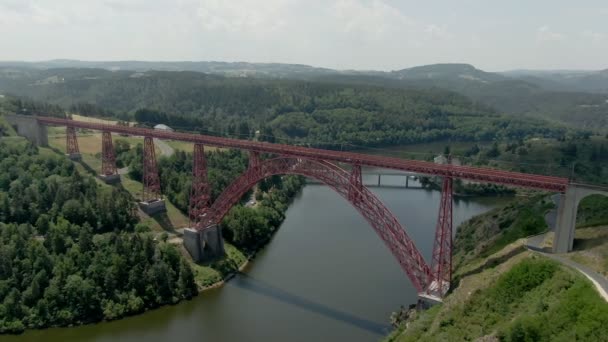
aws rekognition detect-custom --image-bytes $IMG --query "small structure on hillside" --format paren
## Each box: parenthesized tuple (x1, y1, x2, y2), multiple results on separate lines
(154, 124, 174, 132)
(433, 154, 461, 166)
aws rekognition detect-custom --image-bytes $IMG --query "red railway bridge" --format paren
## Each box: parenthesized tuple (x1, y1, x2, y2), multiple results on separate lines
(7, 114, 601, 301)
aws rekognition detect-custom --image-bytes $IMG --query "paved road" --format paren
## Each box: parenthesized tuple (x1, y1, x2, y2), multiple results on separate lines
(529, 247, 608, 302)
(525, 194, 608, 302)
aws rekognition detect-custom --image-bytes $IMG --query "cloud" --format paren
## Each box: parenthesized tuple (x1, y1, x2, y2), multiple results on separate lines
(1, 0, 606, 70)
(536, 26, 566, 42)
(582, 29, 605, 44)
(424, 24, 450, 40)
(331, 0, 413, 37)
(193, 0, 290, 34)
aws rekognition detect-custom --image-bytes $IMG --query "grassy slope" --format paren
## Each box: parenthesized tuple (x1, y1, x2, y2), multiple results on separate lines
(568, 226, 608, 278)
(453, 195, 552, 271)
(388, 194, 608, 341)
(388, 254, 608, 341)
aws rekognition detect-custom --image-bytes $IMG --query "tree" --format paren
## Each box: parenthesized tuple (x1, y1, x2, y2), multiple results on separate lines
(486, 142, 501, 158)
(35, 214, 50, 235)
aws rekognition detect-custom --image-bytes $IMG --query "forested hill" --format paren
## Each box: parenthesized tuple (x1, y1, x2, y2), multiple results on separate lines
(2, 62, 607, 133)
(0, 68, 569, 148)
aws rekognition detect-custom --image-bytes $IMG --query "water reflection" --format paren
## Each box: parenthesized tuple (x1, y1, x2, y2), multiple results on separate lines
(231, 273, 391, 336)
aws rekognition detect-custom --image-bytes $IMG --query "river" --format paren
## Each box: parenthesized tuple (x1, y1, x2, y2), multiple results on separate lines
(11, 177, 511, 342)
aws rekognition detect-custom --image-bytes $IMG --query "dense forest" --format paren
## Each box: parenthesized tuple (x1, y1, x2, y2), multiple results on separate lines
(0, 69, 576, 149)
(0, 140, 197, 333)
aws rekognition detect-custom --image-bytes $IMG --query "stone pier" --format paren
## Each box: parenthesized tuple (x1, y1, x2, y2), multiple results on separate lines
(138, 199, 166, 215)
(4, 114, 48, 146)
(553, 184, 608, 253)
(183, 225, 225, 263)
(67, 153, 82, 161)
(98, 173, 121, 184)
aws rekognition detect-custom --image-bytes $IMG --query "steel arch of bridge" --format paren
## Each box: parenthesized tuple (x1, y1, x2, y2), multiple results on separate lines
(200, 156, 432, 292)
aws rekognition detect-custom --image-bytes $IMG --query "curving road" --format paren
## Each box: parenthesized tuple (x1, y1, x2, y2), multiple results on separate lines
(525, 194, 608, 302)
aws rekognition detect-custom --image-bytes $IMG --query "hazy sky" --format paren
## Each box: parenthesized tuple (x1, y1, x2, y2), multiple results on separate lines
(0, 0, 606, 71)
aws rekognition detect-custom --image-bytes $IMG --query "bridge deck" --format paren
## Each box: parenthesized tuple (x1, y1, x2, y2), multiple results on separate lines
(37, 116, 569, 192)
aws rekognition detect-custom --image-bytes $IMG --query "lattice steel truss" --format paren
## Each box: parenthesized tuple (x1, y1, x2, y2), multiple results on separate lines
(429, 176, 453, 297)
(66, 126, 79, 155)
(101, 131, 117, 176)
(142, 137, 161, 202)
(200, 157, 433, 292)
(189, 143, 210, 228)
(348, 164, 363, 203)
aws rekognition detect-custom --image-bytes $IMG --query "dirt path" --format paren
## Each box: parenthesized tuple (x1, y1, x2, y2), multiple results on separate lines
(154, 138, 174, 157)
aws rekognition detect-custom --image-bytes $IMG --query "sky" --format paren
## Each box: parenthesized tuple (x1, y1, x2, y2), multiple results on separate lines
(0, 0, 606, 71)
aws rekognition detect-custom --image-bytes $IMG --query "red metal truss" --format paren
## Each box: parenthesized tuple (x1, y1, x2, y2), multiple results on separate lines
(189, 143, 210, 228)
(429, 176, 453, 297)
(249, 151, 260, 170)
(142, 136, 161, 202)
(101, 131, 117, 176)
(37, 116, 569, 192)
(201, 157, 432, 292)
(66, 126, 79, 155)
(348, 164, 363, 203)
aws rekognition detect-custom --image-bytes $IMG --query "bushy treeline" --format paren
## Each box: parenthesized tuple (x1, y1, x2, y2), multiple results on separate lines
(0, 141, 136, 233)
(0, 225, 197, 333)
(0, 141, 197, 333)
(0, 97, 65, 117)
(222, 175, 305, 250)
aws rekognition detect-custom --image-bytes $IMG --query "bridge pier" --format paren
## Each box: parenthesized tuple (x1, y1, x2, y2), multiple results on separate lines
(4, 114, 48, 146)
(100, 131, 119, 183)
(183, 225, 225, 263)
(553, 184, 608, 253)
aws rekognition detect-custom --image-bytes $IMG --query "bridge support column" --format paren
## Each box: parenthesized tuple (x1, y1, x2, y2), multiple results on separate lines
(553, 185, 608, 253)
(348, 164, 363, 203)
(66, 126, 81, 161)
(139, 136, 165, 215)
(428, 175, 453, 297)
(183, 225, 225, 263)
(189, 143, 210, 226)
(3, 114, 48, 146)
(99, 131, 120, 184)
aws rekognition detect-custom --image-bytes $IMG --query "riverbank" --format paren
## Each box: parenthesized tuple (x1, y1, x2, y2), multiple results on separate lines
(188, 175, 306, 293)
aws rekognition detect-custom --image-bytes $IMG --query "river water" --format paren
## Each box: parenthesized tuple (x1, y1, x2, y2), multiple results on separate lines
(11, 176, 511, 342)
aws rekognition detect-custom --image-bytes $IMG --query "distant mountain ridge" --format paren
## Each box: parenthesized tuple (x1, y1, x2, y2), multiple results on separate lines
(1, 60, 606, 88)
